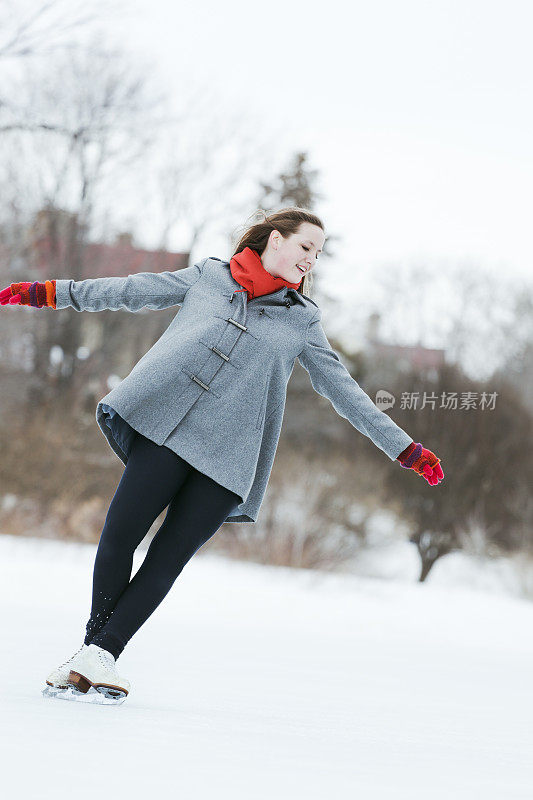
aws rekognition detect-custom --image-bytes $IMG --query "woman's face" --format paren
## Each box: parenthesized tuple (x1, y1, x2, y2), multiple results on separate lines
(261, 222, 325, 284)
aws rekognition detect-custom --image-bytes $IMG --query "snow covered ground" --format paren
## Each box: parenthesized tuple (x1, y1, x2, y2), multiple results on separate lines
(1, 533, 532, 800)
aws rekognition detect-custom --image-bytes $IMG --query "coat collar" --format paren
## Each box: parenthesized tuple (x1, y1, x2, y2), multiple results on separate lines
(219, 259, 308, 307)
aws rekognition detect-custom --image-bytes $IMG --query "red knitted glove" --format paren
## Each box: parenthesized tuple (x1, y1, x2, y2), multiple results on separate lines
(0, 280, 57, 308)
(397, 442, 444, 485)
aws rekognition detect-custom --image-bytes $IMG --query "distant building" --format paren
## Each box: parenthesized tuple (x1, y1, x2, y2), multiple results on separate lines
(26, 206, 189, 278)
(365, 311, 446, 378)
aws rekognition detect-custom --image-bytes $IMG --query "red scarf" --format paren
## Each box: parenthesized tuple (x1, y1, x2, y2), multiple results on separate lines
(229, 247, 302, 301)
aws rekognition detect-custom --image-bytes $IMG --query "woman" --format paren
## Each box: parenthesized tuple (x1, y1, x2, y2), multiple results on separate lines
(0, 206, 444, 704)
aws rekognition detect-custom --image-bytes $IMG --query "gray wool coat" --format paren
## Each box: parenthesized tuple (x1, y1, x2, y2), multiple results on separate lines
(55, 257, 413, 523)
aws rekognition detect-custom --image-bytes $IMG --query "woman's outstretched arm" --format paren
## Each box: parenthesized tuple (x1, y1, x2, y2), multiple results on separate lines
(55, 258, 208, 312)
(0, 258, 208, 312)
(297, 308, 414, 460)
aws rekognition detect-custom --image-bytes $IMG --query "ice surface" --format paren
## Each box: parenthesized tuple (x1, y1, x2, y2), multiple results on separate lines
(1, 533, 532, 799)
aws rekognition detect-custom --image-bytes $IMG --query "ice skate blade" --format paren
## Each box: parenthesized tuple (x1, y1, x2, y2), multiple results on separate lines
(42, 684, 127, 705)
(68, 669, 129, 700)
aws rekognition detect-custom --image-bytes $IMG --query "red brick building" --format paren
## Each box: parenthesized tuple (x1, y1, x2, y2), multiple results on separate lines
(27, 207, 189, 279)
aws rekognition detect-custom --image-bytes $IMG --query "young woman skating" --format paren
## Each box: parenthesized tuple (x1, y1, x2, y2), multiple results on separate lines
(0, 207, 444, 704)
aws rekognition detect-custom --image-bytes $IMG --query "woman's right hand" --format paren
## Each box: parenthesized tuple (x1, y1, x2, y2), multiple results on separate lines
(0, 280, 57, 308)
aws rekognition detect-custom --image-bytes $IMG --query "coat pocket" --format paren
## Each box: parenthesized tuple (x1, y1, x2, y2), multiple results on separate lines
(256, 395, 285, 431)
(255, 386, 269, 430)
(264, 398, 284, 426)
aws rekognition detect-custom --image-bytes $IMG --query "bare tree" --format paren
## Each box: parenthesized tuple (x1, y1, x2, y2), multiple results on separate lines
(0, 0, 127, 131)
(0, 0, 103, 60)
(383, 362, 533, 581)
(149, 88, 296, 262)
(370, 257, 530, 382)
(0, 39, 164, 404)
(492, 286, 533, 412)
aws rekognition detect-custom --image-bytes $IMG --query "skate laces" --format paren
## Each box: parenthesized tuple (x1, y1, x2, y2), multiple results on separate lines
(92, 646, 129, 690)
(58, 644, 85, 670)
(96, 647, 117, 672)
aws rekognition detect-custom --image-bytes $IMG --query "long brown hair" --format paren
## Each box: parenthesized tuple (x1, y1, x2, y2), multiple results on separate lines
(231, 206, 325, 298)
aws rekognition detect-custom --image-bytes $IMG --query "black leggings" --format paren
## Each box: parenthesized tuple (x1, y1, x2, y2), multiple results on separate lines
(84, 431, 241, 660)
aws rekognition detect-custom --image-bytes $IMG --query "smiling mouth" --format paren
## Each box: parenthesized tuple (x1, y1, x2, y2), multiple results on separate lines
(296, 265, 307, 273)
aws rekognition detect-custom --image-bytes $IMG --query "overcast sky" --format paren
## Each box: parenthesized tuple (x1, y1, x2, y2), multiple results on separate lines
(7, 0, 528, 371)
(115, 0, 533, 286)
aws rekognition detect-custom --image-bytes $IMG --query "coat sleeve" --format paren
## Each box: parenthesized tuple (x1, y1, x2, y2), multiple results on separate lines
(297, 310, 414, 460)
(54, 258, 208, 312)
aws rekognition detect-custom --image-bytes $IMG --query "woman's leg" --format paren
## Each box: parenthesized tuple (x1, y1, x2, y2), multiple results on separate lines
(89, 466, 241, 660)
(84, 431, 193, 646)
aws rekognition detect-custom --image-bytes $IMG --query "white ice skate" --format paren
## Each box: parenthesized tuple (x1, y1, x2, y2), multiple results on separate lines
(42, 642, 89, 694)
(42, 644, 130, 706)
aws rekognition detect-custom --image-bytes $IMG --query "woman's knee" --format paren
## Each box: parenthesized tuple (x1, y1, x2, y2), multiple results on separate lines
(98, 510, 147, 553)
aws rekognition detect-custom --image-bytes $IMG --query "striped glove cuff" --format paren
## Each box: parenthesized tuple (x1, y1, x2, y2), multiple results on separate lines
(0, 281, 57, 308)
(397, 441, 422, 468)
(397, 441, 444, 485)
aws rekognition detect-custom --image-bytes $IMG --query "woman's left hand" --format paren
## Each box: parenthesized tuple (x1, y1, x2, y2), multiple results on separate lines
(397, 442, 444, 485)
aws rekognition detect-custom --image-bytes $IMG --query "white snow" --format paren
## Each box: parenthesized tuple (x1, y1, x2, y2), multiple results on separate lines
(1, 533, 532, 799)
